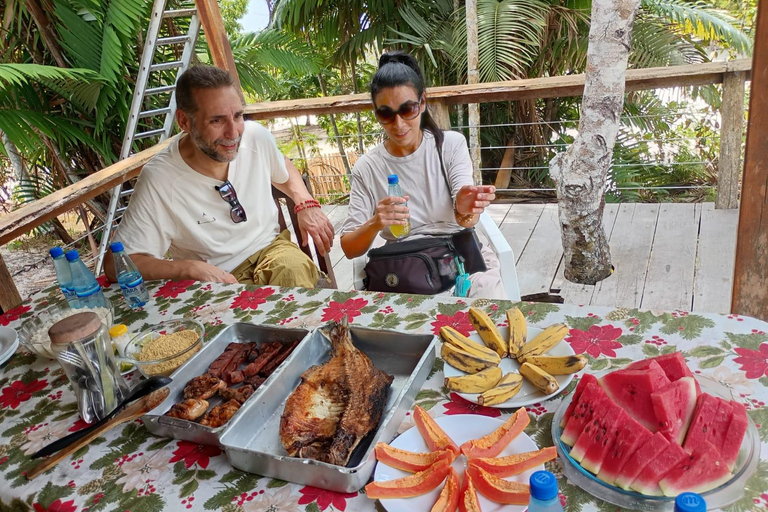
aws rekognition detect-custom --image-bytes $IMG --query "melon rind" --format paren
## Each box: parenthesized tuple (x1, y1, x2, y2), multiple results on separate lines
(561, 382, 610, 446)
(614, 432, 670, 490)
(659, 440, 731, 497)
(599, 361, 671, 431)
(629, 442, 687, 496)
(560, 373, 598, 429)
(722, 400, 748, 471)
(596, 417, 652, 486)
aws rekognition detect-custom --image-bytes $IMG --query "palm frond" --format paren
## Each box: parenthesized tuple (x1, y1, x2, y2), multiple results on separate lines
(0, 109, 108, 156)
(0, 64, 104, 112)
(630, 20, 708, 68)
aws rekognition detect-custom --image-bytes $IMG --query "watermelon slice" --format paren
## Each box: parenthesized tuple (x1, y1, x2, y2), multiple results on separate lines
(650, 377, 697, 444)
(599, 360, 671, 431)
(561, 382, 611, 446)
(721, 400, 748, 471)
(682, 393, 721, 453)
(614, 432, 670, 490)
(580, 407, 628, 475)
(708, 398, 734, 452)
(659, 440, 731, 497)
(561, 373, 599, 428)
(597, 416, 652, 486)
(627, 352, 701, 394)
(629, 442, 688, 496)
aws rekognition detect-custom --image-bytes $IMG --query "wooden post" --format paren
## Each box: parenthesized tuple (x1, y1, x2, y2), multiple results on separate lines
(430, 101, 451, 130)
(195, 0, 244, 103)
(0, 253, 22, 312)
(465, 0, 482, 184)
(716, 71, 745, 209)
(732, 1, 768, 319)
(494, 139, 515, 189)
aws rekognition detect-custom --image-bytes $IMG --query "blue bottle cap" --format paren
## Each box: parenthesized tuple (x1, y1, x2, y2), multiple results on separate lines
(675, 492, 706, 512)
(110, 241, 124, 253)
(387, 174, 399, 185)
(530, 470, 558, 501)
(49, 247, 64, 258)
(65, 250, 80, 262)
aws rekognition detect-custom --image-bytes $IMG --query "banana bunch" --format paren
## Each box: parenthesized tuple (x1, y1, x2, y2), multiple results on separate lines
(440, 306, 588, 403)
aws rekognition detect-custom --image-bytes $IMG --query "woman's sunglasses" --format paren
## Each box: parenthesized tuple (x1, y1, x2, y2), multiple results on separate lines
(374, 99, 423, 125)
(214, 180, 247, 223)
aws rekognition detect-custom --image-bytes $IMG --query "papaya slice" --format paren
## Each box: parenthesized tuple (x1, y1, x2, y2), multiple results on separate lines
(460, 407, 530, 458)
(467, 462, 530, 505)
(374, 443, 456, 473)
(470, 446, 557, 477)
(365, 458, 451, 499)
(430, 467, 461, 512)
(459, 471, 482, 512)
(413, 405, 461, 457)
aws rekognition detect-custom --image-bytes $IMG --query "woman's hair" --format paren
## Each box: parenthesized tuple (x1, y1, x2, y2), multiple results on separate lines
(371, 51, 444, 148)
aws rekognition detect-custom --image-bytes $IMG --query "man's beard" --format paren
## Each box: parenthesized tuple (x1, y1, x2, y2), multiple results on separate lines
(188, 120, 241, 163)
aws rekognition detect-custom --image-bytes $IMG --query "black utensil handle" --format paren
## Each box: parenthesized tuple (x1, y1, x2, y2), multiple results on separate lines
(30, 405, 124, 459)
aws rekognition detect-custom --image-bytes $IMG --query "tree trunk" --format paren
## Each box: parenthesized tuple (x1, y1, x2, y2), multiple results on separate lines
(1, 130, 28, 182)
(316, 72, 352, 175)
(24, 0, 67, 67)
(465, 0, 481, 184)
(548, 0, 641, 284)
(350, 59, 365, 155)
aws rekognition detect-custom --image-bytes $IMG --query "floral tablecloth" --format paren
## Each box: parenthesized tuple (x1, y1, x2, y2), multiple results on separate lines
(1, 279, 767, 512)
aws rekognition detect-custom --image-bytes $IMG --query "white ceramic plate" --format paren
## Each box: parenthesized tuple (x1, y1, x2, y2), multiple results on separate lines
(373, 414, 543, 512)
(443, 326, 576, 408)
(0, 326, 19, 366)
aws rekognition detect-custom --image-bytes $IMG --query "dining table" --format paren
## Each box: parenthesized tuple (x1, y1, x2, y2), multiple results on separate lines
(0, 278, 766, 512)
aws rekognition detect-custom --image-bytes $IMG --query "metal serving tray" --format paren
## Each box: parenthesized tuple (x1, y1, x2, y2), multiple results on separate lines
(219, 325, 438, 493)
(142, 323, 310, 446)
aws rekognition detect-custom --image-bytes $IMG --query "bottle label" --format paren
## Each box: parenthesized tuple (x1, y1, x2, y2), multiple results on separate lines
(119, 276, 144, 290)
(76, 285, 101, 298)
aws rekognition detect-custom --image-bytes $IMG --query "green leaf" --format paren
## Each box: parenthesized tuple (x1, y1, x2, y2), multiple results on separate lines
(36, 482, 74, 508)
(748, 407, 768, 442)
(519, 303, 559, 324)
(267, 478, 288, 488)
(659, 315, 715, 340)
(565, 315, 602, 332)
(306, 503, 321, 512)
(699, 356, 725, 369)
(196, 469, 217, 481)
(219, 470, 243, 484)
(689, 345, 724, 357)
(724, 459, 768, 512)
(726, 332, 768, 351)
(416, 399, 439, 411)
(660, 345, 677, 355)
(590, 358, 608, 371)
(428, 358, 444, 380)
(180, 479, 198, 498)
(416, 389, 442, 400)
(617, 334, 642, 346)
(759, 376, 768, 388)
(642, 344, 660, 357)
(437, 303, 465, 317)
(608, 358, 633, 367)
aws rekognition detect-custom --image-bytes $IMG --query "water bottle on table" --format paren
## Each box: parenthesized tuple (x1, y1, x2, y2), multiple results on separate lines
(65, 250, 107, 309)
(528, 470, 564, 512)
(50, 247, 79, 307)
(110, 242, 149, 308)
(387, 174, 410, 238)
(675, 492, 705, 512)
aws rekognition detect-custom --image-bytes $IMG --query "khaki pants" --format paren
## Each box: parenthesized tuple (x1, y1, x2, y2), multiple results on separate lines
(231, 230, 319, 288)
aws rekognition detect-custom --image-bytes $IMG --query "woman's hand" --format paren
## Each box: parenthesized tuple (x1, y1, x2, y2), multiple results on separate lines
(373, 195, 410, 231)
(455, 185, 496, 216)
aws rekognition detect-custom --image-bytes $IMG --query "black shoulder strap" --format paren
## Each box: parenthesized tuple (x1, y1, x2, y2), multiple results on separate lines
(435, 132, 453, 197)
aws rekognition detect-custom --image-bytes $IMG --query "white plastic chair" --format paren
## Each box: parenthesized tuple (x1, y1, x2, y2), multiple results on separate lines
(352, 211, 521, 300)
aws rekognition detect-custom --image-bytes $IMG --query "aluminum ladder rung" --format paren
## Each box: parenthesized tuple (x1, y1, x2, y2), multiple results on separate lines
(144, 84, 176, 97)
(150, 60, 183, 72)
(119, 188, 134, 198)
(115, 206, 127, 216)
(163, 8, 196, 18)
(133, 128, 166, 140)
(138, 107, 172, 119)
(157, 35, 189, 46)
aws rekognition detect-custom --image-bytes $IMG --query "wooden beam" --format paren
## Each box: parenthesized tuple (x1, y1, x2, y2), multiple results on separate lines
(429, 101, 451, 130)
(732, 2, 768, 320)
(716, 71, 746, 209)
(195, 0, 244, 103)
(244, 59, 751, 120)
(0, 140, 170, 246)
(0, 253, 22, 312)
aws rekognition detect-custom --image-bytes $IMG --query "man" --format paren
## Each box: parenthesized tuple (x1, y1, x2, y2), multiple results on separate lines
(104, 65, 334, 287)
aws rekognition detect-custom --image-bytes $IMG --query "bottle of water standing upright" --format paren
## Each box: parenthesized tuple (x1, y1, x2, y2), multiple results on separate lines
(65, 250, 107, 309)
(49, 247, 79, 307)
(528, 470, 564, 512)
(109, 242, 149, 308)
(387, 174, 410, 238)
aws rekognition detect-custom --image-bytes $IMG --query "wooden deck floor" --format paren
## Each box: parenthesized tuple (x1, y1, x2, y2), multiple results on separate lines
(316, 202, 738, 314)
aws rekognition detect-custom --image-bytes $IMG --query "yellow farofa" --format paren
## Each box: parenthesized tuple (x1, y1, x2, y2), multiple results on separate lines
(138, 329, 199, 375)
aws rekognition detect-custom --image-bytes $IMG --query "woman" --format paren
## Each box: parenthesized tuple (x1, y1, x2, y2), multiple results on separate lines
(340, 51, 505, 299)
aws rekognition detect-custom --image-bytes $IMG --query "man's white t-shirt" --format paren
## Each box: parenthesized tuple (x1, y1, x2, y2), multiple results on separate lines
(116, 121, 289, 272)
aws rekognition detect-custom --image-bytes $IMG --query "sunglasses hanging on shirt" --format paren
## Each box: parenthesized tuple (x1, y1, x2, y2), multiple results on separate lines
(214, 180, 247, 223)
(374, 99, 423, 125)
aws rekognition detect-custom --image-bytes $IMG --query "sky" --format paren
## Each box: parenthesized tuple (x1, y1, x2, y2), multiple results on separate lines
(239, 0, 270, 33)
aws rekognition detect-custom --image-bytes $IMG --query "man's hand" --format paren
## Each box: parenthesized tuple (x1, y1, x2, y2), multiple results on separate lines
(373, 195, 410, 231)
(455, 185, 496, 215)
(186, 260, 238, 283)
(296, 207, 335, 256)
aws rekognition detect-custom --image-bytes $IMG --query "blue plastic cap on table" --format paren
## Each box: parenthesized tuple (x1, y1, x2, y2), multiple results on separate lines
(674, 492, 706, 512)
(530, 470, 559, 500)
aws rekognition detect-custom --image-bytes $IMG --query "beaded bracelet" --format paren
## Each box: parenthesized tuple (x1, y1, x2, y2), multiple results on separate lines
(453, 197, 477, 224)
(294, 199, 321, 214)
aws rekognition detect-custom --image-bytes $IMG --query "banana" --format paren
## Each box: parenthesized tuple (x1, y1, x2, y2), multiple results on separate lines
(445, 366, 503, 393)
(467, 307, 508, 358)
(522, 354, 588, 375)
(478, 373, 524, 406)
(516, 323, 569, 361)
(440, 326, 501, 362)
(506, 307, 527, 358)
(441, 343, 500, 374)
(519, 362, 559, 395)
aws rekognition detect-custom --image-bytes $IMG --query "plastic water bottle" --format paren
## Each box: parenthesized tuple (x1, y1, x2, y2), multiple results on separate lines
(387, 174, 410, 238)
(65, 249, 107, 309)
(110, 242, 149, 308)
(528, 470, 564, 512)
(50, 247, 79, 307)
(674, 492, 706, 512)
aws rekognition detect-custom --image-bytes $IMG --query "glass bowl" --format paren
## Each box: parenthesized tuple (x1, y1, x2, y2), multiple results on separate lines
(551, 375, 760, 511)
(18, 299, 115, 360)
(124, 318, 205, 377)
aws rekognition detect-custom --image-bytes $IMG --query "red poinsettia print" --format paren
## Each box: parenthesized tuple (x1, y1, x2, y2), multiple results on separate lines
(444, 393, 501, 418)
(298, 486, 357, 511)
(154, 280, 196, 299)
(734, 343, 768, 379)
(230, 287, 275, 311)
(430, 310, 475, 336)
(33, 499, 77, 512)
(169, 441, 222, 469)
(566, 324, 623, 358)
(0, 304, 31, 326)
(321, 298, 368, 323)
(68, 418, 92, 432)
(95, 274, 112, 288)
(0, 379, 48, 409)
